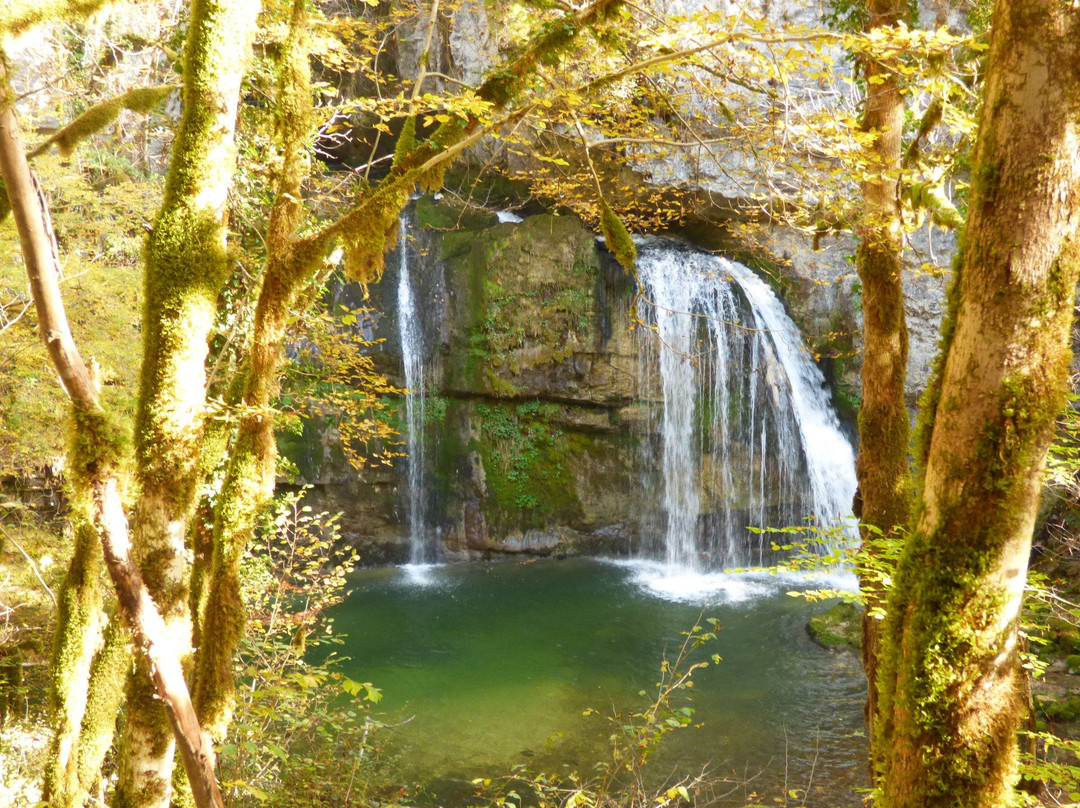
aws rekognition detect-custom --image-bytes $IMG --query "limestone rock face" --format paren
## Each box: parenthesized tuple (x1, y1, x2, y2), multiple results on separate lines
(7, 2, 179, 168)
(292, 206, 645, 560)
(389, 0, 955, 411)
(440, 214, 639, 406)
(396, 0, 497, 94)
(292, 201, 877, 561)
(765, 224, 952, 408)
(447, 0, 498, 86)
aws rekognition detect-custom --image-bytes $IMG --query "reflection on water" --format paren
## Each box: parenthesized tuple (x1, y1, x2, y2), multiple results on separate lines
(324, 558, 868, 807)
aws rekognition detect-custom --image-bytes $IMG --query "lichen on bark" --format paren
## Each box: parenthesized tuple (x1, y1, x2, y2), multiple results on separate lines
(854, 0, 911, 779)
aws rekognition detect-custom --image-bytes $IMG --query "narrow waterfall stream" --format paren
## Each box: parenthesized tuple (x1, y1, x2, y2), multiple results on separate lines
(636, 243, 857, 571)
(397, 213, 434, 564)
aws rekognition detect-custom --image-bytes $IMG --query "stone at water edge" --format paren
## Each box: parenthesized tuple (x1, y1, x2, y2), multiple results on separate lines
(806, 601, 862, 652)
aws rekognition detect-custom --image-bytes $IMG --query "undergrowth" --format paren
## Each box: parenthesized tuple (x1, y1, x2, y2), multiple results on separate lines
(219, 488, 392, 807)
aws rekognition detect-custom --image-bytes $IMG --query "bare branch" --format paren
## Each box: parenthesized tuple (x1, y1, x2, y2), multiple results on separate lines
(0, 523, 57, 608)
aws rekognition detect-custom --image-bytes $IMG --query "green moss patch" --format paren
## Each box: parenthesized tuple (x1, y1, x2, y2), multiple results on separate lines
(807, 601, 862, 651)
(441, 214, 601, 396)
(1039, 693, 1080, 723)
(473, 400, 583, 534)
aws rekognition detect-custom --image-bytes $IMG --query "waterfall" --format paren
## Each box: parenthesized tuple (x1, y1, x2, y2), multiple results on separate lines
(397, 213, 434, 564)
(636, 242, 857, 571)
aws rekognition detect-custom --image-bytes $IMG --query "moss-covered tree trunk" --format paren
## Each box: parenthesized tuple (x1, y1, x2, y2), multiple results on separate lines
(193, 0, 314, 739)
(0, 53, 126, 808)
(876, 3, 1080, 805)
(43, 516, 131, 808)
(114, 0, 259, 804)
(190, 0, 633, 739)
(854, 0, 911, 774)
(43, 518, 106, 805)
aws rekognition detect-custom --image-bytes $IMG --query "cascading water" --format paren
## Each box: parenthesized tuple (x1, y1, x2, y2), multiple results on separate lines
(635, 242, 857, 572)
(397, 213, 434, 564)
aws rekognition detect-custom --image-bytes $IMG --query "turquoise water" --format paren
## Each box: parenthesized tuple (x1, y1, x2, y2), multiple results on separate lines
(327, 558, 868, 806)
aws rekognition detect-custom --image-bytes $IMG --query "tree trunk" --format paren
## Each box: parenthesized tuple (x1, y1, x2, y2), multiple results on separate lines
(44, 520, 106, 808)
(114, 0, 259, 803)
(876, 2, 1080, 805)
(854, 0, 911, 776)
(194, 0, 317, 738)
(74, 618, 130, 796)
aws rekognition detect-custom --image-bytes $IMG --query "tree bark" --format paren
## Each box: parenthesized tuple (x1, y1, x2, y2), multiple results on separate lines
(97, 478, 225, 808)
(74, 618, 130, 797)
(114, 0, 259, 803)
(44, 519, 106, 808)
(877, 2, 1080, 805)
(193, 0, 312, 739)
(854, 0, 911, 777)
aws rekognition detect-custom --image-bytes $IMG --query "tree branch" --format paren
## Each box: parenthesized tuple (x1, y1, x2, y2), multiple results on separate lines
(0, 0, 114, 36)
(0, 92, 97, 406)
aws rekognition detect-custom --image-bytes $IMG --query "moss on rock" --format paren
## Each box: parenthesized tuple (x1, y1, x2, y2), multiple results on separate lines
(472, 400, 583, 534)
(414, 193, 497, 231)
(1041, 693, 1080, 722)
(441, 214, 602, 398)
(807, 601, 862, 651)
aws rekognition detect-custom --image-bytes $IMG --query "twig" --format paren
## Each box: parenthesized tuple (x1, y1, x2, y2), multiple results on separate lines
(0, 298, 33, 335)
(0, 523, 57, 608)
(802, 731, 819, 806)
(410, 0, 442, 102)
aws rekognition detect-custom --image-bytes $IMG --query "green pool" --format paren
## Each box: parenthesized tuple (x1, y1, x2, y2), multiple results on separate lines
(326, 558, 868, 806)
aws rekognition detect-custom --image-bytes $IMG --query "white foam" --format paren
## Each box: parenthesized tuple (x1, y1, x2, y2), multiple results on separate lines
(603, 558, 769, 603)
(496, 210, 524, 223)
(400, 563, 444, 586)
(603, 558, 860, 603)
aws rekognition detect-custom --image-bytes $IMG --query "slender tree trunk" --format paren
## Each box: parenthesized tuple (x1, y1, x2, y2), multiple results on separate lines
(876, 2, 1080, 805)
(114, 0, 259, 803)
(194, 0, 314, 738)
(854, 0, 911, 774)
(96, 478, 226, 808)
(44, 524, 130, 808)
(44, 519, 106, 808)
(74, 618, 130, 794)
(2, 53, 114, 808)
